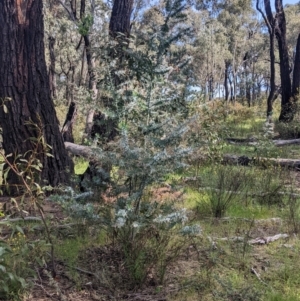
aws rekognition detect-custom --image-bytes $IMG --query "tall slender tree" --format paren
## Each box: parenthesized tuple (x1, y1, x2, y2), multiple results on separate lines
(90, 0, 134, 142)
(256, 0, 276, 120)
(275, 0, 294, 121)
(0, 0, 73, 191)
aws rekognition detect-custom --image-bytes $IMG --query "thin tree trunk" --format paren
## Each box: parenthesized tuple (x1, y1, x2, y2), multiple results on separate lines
(257, 0, 277, 120)
(275, 0, 293, 121)
(48, 36, 57, 99)
(77, 0, 98, 142)
(62, 102, 77, 143)
(82, 34, 98, 140)
(292, 33, 300, 101)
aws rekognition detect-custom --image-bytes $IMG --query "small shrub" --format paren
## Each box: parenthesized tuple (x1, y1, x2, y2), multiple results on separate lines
(110, 197, 199, 287)
(275, 110, 300, 139)
(0, 243, 26, 300)
(206, 166, 246, 218)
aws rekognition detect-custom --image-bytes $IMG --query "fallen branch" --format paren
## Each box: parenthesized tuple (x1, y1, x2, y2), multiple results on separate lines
(225, 137, 258, 144)
(223, 154, 300, 170)
(226, 137, 300, 147)
(251, 267, 268, 285)
(248, 233, 289, 245)
(0, 216, 42, 224)
(273, 138, 300, 147)
(216, 233, 289, 245)
(219, 217, 283, 225)
(64, 142, 99, 161)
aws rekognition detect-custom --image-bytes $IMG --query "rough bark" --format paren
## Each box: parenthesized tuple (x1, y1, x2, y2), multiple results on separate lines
(62, 102, 77, 143)
(86, 0, 134, 144)
(257, 0, 276, 119)
(109, 0, 134, 39)
(292, 33, 300, 100)
(0, 0, 73, 191)
(275, 0, 293, 121)
(48, 36, 57, 99)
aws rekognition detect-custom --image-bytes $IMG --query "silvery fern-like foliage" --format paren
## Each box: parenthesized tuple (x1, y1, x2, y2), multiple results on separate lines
(96, 0, 195, 211)
(55, 1, 197, 231)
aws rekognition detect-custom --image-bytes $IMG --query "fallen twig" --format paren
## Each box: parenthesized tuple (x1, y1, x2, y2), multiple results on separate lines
(248, 233, 289, 245)
(251, 267, 268, 285)
(213, 233, 289, 245)
(0, 216, 42, 223)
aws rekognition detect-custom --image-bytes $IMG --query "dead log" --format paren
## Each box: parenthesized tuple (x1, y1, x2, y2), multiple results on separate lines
(223, 154, 300, 170)
(273, 138, 300, 147)
(216, 233, 289, 244)
(226, 137, 300, 147)
(64, 142, 98, 161)
(225, 137, 258, 144)
(64, 142, 110, 191)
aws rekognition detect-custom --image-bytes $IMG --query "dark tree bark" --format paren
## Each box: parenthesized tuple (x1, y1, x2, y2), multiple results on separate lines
(62, 102, 77, 143)
(0, 0, 73, 191)
(292, 34, 300, 101)
(48, 36, 57, 99)
(243, 52, 252, 107)
(275, 0, 293, 121)
(109, 0, 134, 39)
(70, 0, 77, 20)
(87, 0, 134, 144)
(257, 0, 276, 120)
(224, 60, 230, 101)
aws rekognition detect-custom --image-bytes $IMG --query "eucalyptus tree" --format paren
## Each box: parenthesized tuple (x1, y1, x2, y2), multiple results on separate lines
(0, 0, 73, 191)
(44, 0, 110, 142)
(257, 0, 300, 121)
(256, 0, 277, 118)
(191, 0, 258, 102)
(217, 0, 255, 103)
(285, 4, 300, 102)
(93, 0, 135, 141)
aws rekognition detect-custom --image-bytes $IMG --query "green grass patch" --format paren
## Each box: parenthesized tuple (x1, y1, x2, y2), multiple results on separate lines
(55, 237, 88, 266)
(226, 202, 277, 219)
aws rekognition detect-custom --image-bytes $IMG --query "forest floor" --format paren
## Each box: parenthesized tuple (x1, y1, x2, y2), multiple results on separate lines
(2, 104, 300, 300)
(15, 179, 300, 301)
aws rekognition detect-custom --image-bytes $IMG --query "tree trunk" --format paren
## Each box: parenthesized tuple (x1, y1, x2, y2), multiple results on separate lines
(109, 0, 134, 39)
(62, 102, 77, 143)
(292, 33, 300, 101)
(267, 30, 276, 120)
(275, 0, 293, 121)
(257, 0, 276, 120)
(82, 34, 98, 141)
(0, 0, 73, 191)
(86, 0, 134, 144)
(79, 0, 99, 142)
(48, 36, 57, 99)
